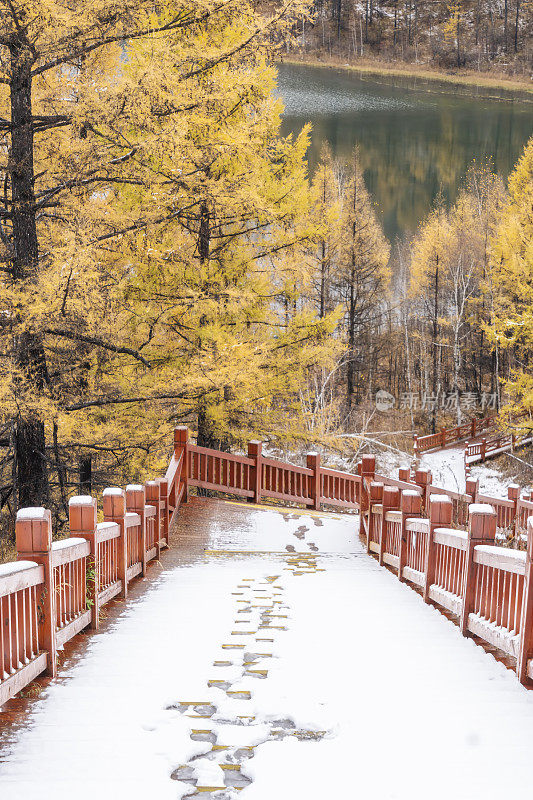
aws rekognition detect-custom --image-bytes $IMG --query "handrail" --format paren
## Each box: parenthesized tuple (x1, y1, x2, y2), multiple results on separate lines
(51, 537, 90, 567)
(414, 414, 496, 454)
(433, 527, 467, 550)
(465, 431, 533, 467)
(5, 427, 533, 709)
(0, 561, 44, 597)
(473, 545, 526, 574)
(360, 473, 533, 685)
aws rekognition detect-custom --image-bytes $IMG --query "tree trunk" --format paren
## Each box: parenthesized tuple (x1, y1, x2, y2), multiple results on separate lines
(504, 0, 508, 52)
(347, 265, 356, 409)
(320, 239, 328, 318)
(198, 201, 210, 262)
(79, 455, 93, 495)
(514, 0, 520, 52)
(197, 405, 231, 452)
(9, 39, 50, 508)
(431, 256, 439, 434)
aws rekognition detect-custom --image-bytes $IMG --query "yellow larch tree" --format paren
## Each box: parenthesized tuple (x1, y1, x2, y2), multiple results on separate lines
(0, 0, 336, 529)
(489, 136, 533, 427)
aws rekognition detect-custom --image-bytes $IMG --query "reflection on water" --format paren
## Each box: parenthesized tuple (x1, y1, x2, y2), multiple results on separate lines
(277, 64, 533, 241)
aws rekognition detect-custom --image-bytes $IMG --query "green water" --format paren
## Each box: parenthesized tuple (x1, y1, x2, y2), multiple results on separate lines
(277, 63, 533, 242)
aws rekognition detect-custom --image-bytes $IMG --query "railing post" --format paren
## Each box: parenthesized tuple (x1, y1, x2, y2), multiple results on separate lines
(480, 438, 487, 462)
(159, 477, 169, 547)
(471, 418, 476, 438)
(440, 427, 446, 448)
(16, 508, 57, 677)
(367, 481, 383, 553)
(464, 443, 469, 481)
(414, 468, 432, 515)
(379, 486, 400, 566)
(360, 455, 375, 514)
(508, 483, 520, 540)
(126, 485, 147, 576)
(465, 477, 479, 504)
(356, 461, 362, 506)
(359, 453, 376, 545)
(398, 489, 422, 582)
(69, 495, 99, 629)
(361, 454, 375, 481)
(145, 480, 161, 560)
(517, 516, 533, 685)
(398, 466, 411, 483)
(174, 426, 189, 503)
(306, 452, 321, 511)
(103, 488, 127, 600)
(423, 494, 453, 603)
(460, 504, 497, 636)
(247, 440, 263, 504)
(413, 435, 419, 467)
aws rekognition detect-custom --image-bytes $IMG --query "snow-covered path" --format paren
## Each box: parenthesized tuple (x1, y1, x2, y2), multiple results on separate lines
(2, 498, 533, 799)
(418, 443, 518, 498)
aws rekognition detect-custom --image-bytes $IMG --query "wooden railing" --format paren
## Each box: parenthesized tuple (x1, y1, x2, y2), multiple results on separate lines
(414, 415, 496, 454)
(0, 445, 186, 707)
(0, 560, 47, 703)
(358, 462, 533, 686)
(52, 538, 91, 648)
(187, 444, 254, 500)
(5, 426, 533, 707)
(185, 439, 361, 512)
(464, 431, 533, 467)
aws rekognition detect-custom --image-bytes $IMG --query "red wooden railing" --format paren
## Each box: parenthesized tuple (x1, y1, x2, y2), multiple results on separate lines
(0, 449, 186, 706)
(414, 415, 496, 455)
(4, 425, 533, 708)
(358, 456, 533, 685)
(464, 430, 533, 468)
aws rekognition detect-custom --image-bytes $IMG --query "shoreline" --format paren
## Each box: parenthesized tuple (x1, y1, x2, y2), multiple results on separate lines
(277, 54, 533, 102)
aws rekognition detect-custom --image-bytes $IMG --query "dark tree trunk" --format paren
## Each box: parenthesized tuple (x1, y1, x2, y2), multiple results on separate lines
(9, 38, 50, 508)
(198, 201, 210, 262)
(79, 456, 93, 495)
(14, 419, 49, 510)
(504, 0, 508, 51)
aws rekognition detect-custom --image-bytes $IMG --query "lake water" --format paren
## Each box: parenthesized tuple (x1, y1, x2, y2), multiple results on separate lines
(276, 63, 533, 242)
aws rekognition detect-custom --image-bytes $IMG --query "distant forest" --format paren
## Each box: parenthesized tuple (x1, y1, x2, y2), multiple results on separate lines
(289, 0, 532, 75)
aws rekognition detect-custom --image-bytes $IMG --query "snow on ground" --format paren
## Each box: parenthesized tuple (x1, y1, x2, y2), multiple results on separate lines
(3, 499, 533, 799)
(421, 446, 522, 499)
(378, 441, 518, 499)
